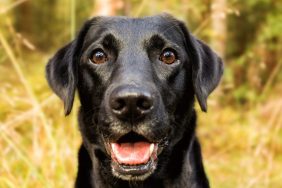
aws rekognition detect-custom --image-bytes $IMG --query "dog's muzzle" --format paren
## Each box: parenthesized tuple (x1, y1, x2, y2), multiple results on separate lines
(102, 85, 167, 180)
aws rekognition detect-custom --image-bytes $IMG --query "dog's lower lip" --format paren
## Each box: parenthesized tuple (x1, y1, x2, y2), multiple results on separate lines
(112, 159, 156, 176)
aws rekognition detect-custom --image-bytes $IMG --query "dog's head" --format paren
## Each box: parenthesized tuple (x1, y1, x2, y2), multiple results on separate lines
(46, 14, 223, 181)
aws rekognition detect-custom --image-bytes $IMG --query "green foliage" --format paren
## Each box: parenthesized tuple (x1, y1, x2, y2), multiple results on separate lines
(224, 0, 282, 105)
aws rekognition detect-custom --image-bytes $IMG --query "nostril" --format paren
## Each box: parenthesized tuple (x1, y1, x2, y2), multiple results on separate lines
(109, 86, 155, 121)
(111, 98, 126, 111)
(136, 97, 153, 111)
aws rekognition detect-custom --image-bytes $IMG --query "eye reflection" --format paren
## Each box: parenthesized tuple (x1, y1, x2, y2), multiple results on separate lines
(89, 50, 108, 64)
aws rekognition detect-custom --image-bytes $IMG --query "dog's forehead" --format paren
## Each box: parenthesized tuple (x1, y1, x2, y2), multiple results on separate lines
(85, 16, 183, 45)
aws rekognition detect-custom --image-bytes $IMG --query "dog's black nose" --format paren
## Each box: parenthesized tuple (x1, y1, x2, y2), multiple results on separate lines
(109, 86, 154, 121)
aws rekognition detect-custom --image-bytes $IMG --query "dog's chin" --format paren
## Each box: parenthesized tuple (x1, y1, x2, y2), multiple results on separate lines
(111, 156, 157, 181)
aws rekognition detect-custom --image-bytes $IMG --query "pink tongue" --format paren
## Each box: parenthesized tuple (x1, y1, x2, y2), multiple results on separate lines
(111, 142, 152, 165)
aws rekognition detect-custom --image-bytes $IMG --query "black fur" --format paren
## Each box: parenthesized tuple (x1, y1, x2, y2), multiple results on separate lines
(46, 14, 223, 188)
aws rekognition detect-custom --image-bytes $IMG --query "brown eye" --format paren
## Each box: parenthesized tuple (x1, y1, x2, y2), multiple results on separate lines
(159, 50, 177, 64)
(89, 50, 108, 64)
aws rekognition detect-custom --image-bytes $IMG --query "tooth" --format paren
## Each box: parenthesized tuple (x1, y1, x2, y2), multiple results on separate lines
(149, 143, 154, 155)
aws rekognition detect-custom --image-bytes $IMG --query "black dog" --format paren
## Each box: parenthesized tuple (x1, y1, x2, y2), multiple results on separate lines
(46, 14, 223, 188)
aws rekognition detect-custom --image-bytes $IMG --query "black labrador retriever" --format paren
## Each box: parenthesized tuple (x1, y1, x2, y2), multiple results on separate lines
(46, 14, 223, 188)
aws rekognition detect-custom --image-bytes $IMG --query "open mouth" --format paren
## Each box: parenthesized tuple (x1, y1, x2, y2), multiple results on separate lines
(109, 132, 159, 180)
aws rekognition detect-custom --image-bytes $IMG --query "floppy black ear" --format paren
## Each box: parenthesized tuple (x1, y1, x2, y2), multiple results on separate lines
(190, 37, 223, 112)
(46, 42, 77, 115)
(178, 22, 224, 112)
(46, 19, 93, 115)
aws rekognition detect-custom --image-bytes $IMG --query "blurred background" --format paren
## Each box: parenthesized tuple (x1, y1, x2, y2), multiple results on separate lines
(0, 0, 281, 187)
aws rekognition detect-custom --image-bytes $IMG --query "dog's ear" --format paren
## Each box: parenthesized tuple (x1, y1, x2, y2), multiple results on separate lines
(178, 21, 224, 112)
(46, 19, 93, 115)
(46, 42, 77, 115)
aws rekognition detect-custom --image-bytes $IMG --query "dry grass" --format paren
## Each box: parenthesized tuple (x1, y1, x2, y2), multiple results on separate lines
(0, 33, 81, 187)
(199, 96, 282, 188)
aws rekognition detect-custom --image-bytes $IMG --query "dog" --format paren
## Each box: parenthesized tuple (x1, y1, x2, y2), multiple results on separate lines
(46, 14, 223, 188)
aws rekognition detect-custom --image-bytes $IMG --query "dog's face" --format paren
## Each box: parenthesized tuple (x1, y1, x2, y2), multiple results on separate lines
(46, 14, 223, 181)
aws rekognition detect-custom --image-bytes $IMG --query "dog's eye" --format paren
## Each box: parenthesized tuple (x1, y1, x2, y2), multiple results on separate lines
(89, 50, 108, 64)
(159, 50, 177, 64)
